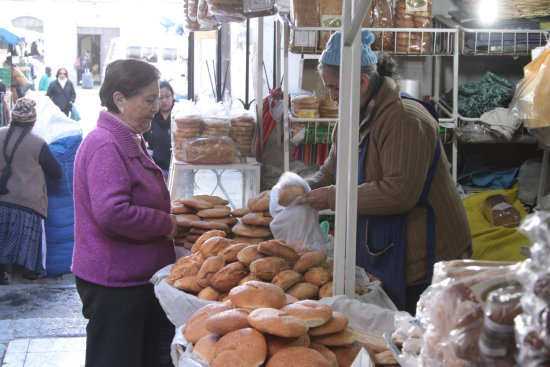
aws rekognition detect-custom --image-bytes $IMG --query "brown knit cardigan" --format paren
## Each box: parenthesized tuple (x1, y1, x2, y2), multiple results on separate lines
(306, 77, 472, 285)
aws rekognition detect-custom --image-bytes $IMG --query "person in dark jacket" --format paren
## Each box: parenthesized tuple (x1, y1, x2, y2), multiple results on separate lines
(143, 80, 175, 179)
(46, 68, 76, 116)
(0, 98, 62, 284)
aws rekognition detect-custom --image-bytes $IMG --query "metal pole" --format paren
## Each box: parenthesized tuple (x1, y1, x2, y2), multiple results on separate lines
(216, 27, 223, 102)
(187, 32, 194, 101)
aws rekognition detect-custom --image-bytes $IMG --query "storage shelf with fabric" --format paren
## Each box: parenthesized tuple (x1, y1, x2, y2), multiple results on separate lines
(435, 15, 549, 197)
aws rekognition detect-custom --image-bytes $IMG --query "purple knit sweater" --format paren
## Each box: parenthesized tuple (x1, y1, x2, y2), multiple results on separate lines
(71, 111, 176, 287)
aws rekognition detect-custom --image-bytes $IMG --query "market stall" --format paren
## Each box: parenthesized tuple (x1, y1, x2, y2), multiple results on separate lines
(155, 0, 550, 365)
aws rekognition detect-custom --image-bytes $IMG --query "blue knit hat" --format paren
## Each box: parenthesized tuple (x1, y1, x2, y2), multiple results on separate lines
(320, 29, 378, 67)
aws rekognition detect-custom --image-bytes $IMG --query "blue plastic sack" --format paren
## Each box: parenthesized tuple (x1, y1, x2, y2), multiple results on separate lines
(70, 105, 81, 121)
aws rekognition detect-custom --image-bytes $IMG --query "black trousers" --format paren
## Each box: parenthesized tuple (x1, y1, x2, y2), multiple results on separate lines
(76, 276, 174, 367)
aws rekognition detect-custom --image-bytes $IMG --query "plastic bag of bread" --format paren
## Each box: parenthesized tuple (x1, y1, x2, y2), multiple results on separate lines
(230, 107, 256, 157)
(394, 0, 432, 54)
(291, 93, 320, 118)
(205, 0, 247, 23)
(482, 194, 521, 228)
(171, 100, 204, 158)
(318, 0, 343, 51)
(417, 264, 519, 366)
(197, 0, 222, 31)
(269, 172, 329, 252)
(364, 0, 395, 51)
(177, 136, 237, 164)
(290, 0, 319, 54)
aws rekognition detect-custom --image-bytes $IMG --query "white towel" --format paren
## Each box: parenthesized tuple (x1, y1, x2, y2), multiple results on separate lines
(479, 107, 523, 141)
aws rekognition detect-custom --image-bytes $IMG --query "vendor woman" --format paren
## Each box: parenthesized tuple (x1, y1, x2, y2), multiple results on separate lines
(296, 30, 472, 315)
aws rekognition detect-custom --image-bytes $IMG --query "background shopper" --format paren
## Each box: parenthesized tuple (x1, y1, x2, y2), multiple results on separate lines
(38, 66, 54, 92)
(46, 67, 76, 116)
(144, 80, 175, 179)
(0, 98, 62, 284)
(72, 59, 178, 367)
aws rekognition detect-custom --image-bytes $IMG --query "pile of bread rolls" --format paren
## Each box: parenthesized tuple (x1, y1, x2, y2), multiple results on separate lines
(292, 95, 321, 119)
(395, 0, 432, 54)
(184, 288, 368, 367)
(231, 190, 274, 243)
(171, 195, 238, 250)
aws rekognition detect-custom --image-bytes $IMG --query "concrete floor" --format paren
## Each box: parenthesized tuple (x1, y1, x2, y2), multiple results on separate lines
(0, 269, 87, 366)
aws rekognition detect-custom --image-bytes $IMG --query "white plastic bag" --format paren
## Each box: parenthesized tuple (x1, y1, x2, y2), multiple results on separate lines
(269, 172, 328, 251)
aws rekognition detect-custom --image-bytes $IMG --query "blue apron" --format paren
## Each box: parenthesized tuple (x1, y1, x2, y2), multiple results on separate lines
(351, 132, 441, 310)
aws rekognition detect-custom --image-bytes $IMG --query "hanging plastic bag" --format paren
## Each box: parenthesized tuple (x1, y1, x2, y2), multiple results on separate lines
(269, 171, 328, 252)
(510, 48, 550, 128)
(70, 104, 81, 121)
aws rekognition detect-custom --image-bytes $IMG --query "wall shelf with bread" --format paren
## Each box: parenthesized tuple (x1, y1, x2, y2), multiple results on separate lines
(279, 2, 462, 182)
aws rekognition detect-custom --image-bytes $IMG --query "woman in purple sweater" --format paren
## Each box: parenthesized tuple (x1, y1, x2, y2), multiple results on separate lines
(72, 59, 178, 367)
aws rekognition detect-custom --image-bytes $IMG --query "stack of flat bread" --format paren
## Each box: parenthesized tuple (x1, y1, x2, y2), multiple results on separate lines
(291, 95, 320, 119)
(319, 98, 338, 119)
(202, 117, 231, 137)
(171, 195, 237, 250)
(172, 115, 203, 161)
(230, 115, 256, 156)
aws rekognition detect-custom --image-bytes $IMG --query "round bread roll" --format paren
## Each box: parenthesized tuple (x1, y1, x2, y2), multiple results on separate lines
(285, 293, 299, 305)
(294, 251, 328, 273)
(191, 229, 226, 254)
(229, 280, 286, 309)
(193, 334, 220, 364)
(266, 346, 330, 367)
(238, 273, 263, 285)
(232, 222, 272, 238)
(311, 327, 355, 347)
(196, 255, 226, 288)
(247, 308, 308, 338)
(219, 242, 249, 263)
(233, 236, 267, 244)
(265, 333, 311, 356)
(173, 275, 204, 293)
(281, 300, 333, 327)
(205, 308, 251, 335)
(231, 208, 251, 217)
(171, 201, 194, 214)
(278, 185, 306, 206)
(241, 212, 273, 227)
(304, 267, 331, 287)
(287, 282, 320, 300)
(247, 190, 270, 212)
(309, 311, 349, 336)
(191, 251, 206, 266)
(309, 343, 338, 367)
(211, 328, 267, 367)
(319, 281, 333, 299)
(179, 197, 214, 210)
(189, 227, 208, 235)
(237, 244, 266, 266)
(175, 214, 201, 228)
(184, 302, 233, 343)
(175, 117, 202, 128)
(197, 207, 231, 218)
(330, 341, 363, 367)
(204, 216, 239, 226)
(193, 194, 229, 206)
(191, 220, 230, 232)
(249, 256, 291, 281)
(272, 269, 304, 291)
(257, 240, 300, 262)
(200, 236, 235, 258)
(197, 287, 222, 301)
(208, 261, 248, 293)
(166, 260, 201, 285)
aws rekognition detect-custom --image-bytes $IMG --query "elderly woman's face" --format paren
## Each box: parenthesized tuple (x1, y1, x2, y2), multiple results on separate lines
(320, 68, 340, 103)
(120, 80, 160, 133)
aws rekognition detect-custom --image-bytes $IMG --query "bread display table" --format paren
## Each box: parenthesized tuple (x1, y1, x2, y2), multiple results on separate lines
(168, 157, 261, 209)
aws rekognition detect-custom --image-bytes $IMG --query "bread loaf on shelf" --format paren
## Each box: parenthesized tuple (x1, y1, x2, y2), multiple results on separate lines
(175, 136, 236, 164)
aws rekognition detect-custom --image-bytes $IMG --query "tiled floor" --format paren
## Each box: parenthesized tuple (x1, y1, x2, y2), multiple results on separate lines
(2, 337, 85, 367)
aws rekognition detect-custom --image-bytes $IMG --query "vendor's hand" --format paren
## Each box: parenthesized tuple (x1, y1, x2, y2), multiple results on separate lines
(166, 214, 178, 240)
(294, 187, 330, 211)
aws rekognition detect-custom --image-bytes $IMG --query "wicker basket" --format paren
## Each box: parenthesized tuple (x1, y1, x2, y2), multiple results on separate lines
(456, 0, 550, 19)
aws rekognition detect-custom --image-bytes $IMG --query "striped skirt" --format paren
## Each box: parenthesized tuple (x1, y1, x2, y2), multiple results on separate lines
(0, 205, 44, 274)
